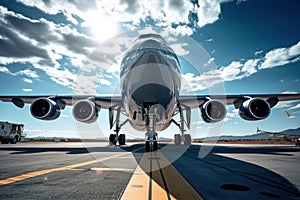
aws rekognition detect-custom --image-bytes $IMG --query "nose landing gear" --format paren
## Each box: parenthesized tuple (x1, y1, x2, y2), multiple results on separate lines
(144, 104, 160, 152)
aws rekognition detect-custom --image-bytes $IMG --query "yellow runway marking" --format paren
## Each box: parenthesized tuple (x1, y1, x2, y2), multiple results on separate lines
(90, 167, 134, 172)
(0, 147, 143, 186)
(121, 151, 203, 200)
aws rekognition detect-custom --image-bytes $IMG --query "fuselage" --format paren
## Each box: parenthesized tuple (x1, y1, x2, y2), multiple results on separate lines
(120, 34, 181, 131)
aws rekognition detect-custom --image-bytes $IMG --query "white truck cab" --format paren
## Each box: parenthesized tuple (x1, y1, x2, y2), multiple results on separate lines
(0, 121, 25, 144)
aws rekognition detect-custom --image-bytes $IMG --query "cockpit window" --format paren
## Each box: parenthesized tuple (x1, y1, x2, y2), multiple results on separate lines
(138, 34, 164, 40)
(148, 54, 156, 63)
(120, 48, 180, 77)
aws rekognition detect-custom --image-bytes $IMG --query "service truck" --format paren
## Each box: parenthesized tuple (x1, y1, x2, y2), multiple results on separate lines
(295, 138, 300, 147)
(0, 121, 24, 144)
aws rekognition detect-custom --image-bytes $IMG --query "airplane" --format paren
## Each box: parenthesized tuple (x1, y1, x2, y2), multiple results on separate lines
(1, 33, 300, 152)
(257, 127, 300, 141)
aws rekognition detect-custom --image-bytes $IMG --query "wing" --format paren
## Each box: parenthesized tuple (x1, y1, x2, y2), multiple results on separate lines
(179, 94, 300, 109)
(0, 95, 123, 109)
(178, 93, 300, 125)
(0, 95, 123, 126)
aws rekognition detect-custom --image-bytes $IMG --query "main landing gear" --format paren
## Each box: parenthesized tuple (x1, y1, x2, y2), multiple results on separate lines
(172, 105, 192, 146)
(109, 133, 126, 146)
(109, 107, 128, 146)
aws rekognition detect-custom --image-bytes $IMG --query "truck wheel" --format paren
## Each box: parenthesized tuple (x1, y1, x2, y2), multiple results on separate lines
(10, 136, 18, 144)
(1, 140, 9, 144)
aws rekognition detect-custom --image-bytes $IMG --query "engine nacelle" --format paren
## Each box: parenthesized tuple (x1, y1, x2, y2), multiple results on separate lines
(239, 98, 271, 120)
(201, 100, 227, 123)
(72, 99, 100, 123)
(30, 98, 61, 120)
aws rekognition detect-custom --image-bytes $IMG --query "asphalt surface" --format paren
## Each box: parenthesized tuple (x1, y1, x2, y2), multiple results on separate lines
(0, 142, 299, 200)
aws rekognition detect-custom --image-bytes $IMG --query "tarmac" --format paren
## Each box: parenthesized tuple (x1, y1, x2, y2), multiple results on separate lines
(0, 142, 299, 200)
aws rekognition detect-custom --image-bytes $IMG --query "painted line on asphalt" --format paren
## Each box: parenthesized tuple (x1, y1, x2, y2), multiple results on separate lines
(121, 151, 204, 200)
(0, 147, 143, 186)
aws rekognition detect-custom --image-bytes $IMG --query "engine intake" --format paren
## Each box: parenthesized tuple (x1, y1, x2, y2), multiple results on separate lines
(72, 99, 99, 123)
(30, 98, 61, 120)
(239, 98, 270, 120)
(201, 100, 227, 123)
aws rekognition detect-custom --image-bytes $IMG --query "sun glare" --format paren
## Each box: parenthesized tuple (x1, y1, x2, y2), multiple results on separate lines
(84, 13, 119, 42)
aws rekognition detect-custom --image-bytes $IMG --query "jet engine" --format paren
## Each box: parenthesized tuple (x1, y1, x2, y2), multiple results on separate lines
(30, 98, 61, 120)
(239, 98, 270, 120)
(72, 99, 99, 123)
(201, 100, 227, 123)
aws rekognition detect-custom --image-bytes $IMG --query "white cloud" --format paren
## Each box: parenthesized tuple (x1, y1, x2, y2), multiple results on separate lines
(260, 41, 300, 69)
(172, 25, 194, 36)
(220, 61, 243, 81)
(274, 100, 300, 110)
(22, 88, 32, 92)
(204, 57, 215, 67)
(0, 65, 39, 79)
(170, 43, 190, 56)
(99, 78, 111, 86)
(0, 66, 10, 73)
(290, 103, 300, 110)
(282, 91, 297, 94)
(223, 109, 239, 122)
(0, 6, 97, 89)
(182, 41, 300, 92)
(254, 50, 263, 56)
(241, 59, 258, 77)
(15, 0, 237, 36)
(23, 78, 33, 84)
(17, 69, 39, 79)
(197, 0, 231, 27)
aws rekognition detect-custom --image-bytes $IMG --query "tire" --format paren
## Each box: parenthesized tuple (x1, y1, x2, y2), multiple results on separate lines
(174, 134, 181, 145)
(10, 136, 18, 144)
(118, 134, 126, 145)
(1, 139, 9, 144)
(109, 134, 117, 145)
(145, 141, 150, 152)
(153, 141, 158, 151)
(183, 134, 191, 145)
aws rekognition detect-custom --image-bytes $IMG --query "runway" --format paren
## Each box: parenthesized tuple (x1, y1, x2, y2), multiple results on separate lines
(0, 142, 299, 200)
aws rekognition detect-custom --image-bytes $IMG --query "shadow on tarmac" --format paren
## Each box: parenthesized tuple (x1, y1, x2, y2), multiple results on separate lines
(1, 143, 300, 199)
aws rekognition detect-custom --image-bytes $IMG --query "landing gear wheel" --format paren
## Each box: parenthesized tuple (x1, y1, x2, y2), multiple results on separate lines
(183, 134, 191, 145)
(153, 141, 158, 151)
(174, 134, 182, 145)
(10, 136, 18, 144)
(145, 141, 150, 152)
(109, 134, 117, 145)
(118, 134, 126, 145)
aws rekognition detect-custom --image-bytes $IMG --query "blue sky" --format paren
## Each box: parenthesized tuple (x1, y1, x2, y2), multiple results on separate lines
(0, 0, 300, 139)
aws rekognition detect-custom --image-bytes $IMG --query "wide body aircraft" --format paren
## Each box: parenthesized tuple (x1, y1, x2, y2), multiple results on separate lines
(1, 33, 300, 151)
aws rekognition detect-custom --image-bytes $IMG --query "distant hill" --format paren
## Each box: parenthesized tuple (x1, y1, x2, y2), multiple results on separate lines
(278, 127, 300, 135)
(198, 133, 270, 141)
(198, 127, 300, 141)
(26, 127, 300, 141)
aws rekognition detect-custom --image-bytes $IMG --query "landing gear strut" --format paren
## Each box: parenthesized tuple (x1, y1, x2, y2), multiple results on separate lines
(172, 105, 191, 145)
(109, 107, 128, 146)
(144, 104, 159, 152)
